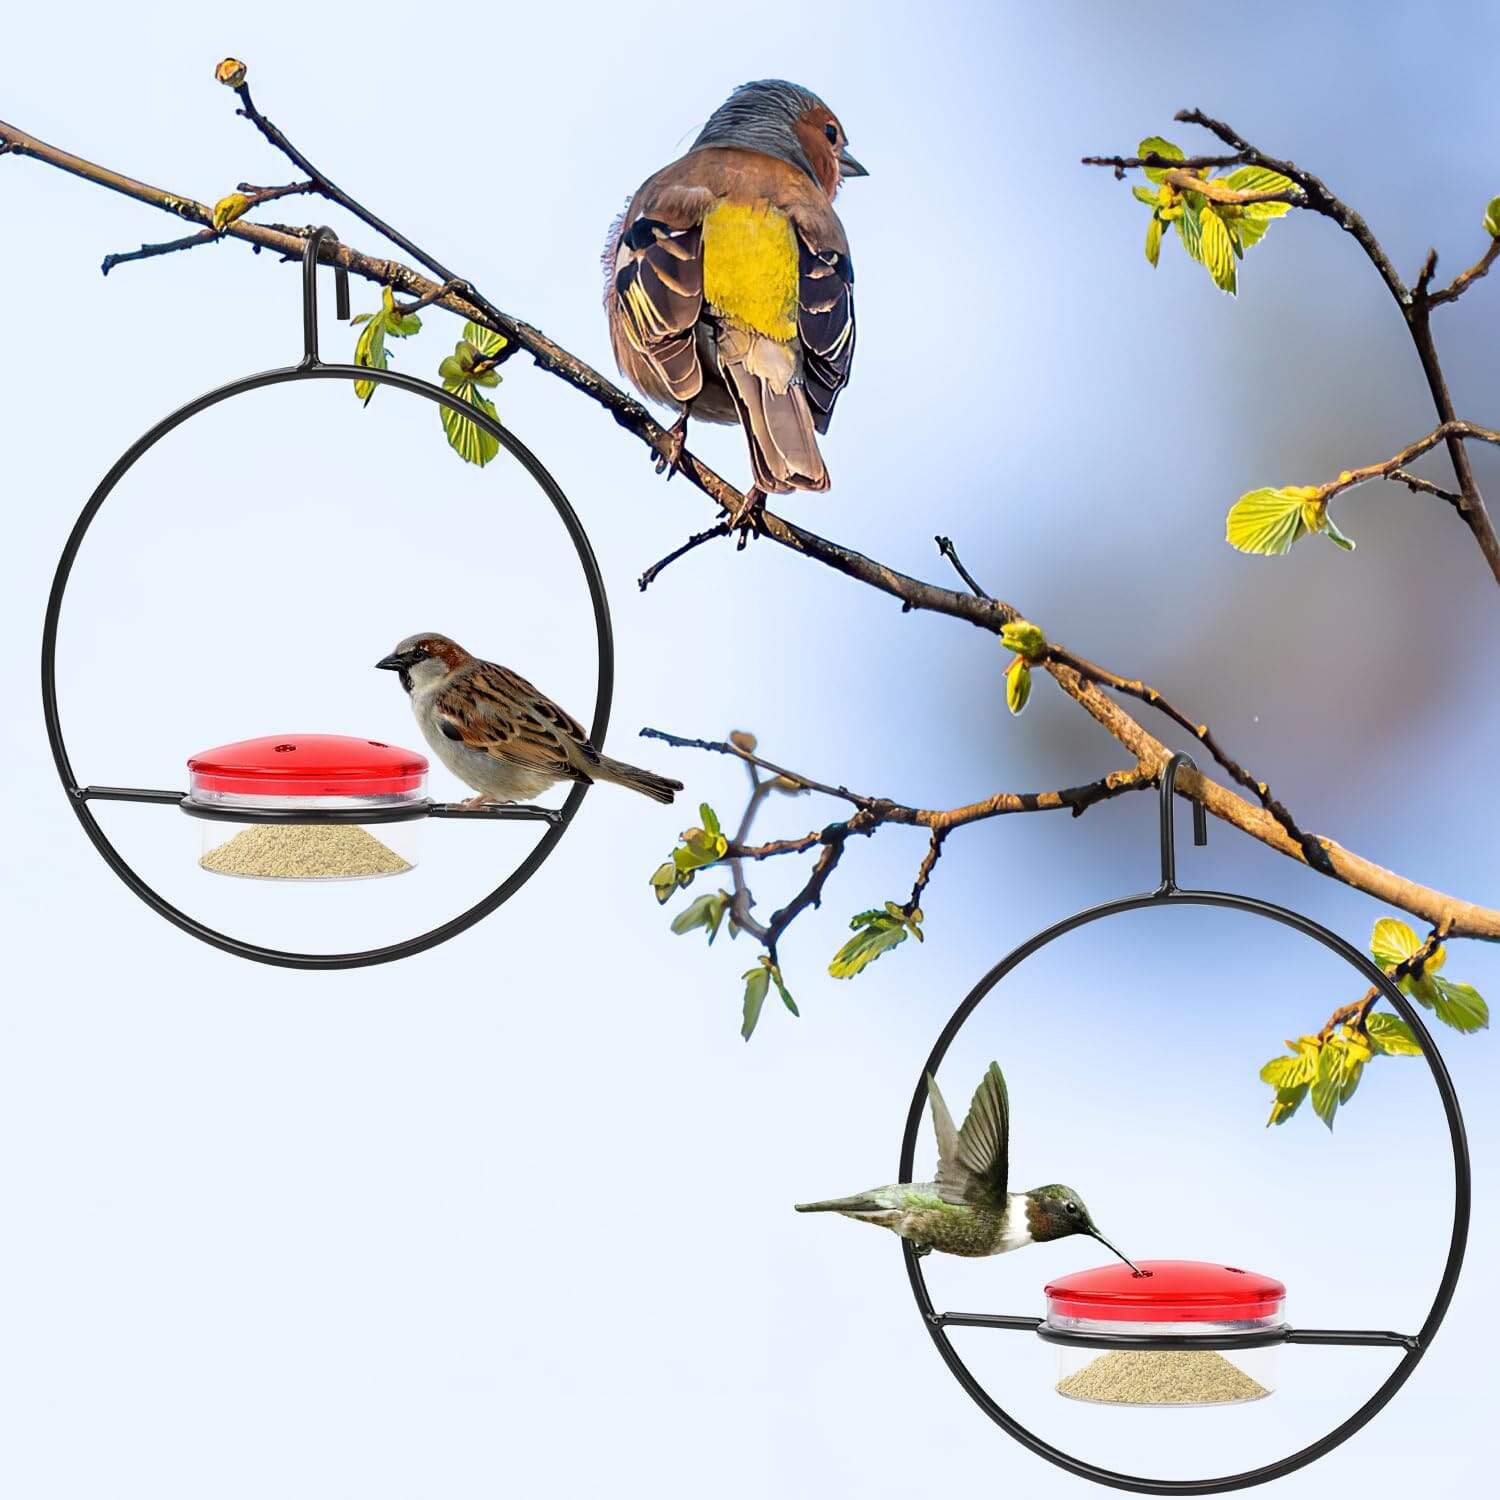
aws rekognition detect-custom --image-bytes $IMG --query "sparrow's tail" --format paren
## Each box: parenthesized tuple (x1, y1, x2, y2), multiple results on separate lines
(595, 755, 684, 805)
(716, 327, 830, 494)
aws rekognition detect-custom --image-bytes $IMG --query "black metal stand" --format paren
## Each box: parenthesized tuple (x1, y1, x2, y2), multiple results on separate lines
(899, 755, 1470, 1495)
(40, 229, 615, 969)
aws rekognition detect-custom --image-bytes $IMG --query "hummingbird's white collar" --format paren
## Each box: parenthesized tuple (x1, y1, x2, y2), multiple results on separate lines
(1000, 1194, 1035, 1252)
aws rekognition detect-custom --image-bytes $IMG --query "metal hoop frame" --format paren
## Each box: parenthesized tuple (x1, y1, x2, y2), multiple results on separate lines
(40, 229, 616, 970)
(899, 756, 1470, 1495)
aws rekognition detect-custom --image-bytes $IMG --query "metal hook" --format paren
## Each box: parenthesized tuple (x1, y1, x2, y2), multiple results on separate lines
(300, 225, 350, 366)
(1158, 752, 1208, 892)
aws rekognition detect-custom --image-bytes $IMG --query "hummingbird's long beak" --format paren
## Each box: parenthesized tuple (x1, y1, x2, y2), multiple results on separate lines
(1089, 1228, 1145, 1276)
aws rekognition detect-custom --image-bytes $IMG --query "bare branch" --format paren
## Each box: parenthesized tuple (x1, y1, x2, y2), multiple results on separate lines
(1316, 420, 1500, 504)
(1389, 467, 1464, 506)
(1424, 236, 1499, 309)
(101, 228, 219, 274)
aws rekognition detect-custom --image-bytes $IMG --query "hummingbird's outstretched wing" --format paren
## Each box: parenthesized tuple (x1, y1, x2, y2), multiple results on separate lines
(929, 1062, 1011, 1207)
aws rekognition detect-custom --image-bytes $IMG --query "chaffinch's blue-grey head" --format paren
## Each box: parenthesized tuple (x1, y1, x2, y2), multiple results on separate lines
(693, 79, 867, 200)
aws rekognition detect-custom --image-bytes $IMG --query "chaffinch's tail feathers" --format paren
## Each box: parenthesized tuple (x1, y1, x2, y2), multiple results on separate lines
(715, 323, 828, 492)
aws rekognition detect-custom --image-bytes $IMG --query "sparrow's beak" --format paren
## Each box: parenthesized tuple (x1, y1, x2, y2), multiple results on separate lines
(838, 147, 868, 179)
(375, 650, 423, 672)
(1089, 1227, 1145, 1277)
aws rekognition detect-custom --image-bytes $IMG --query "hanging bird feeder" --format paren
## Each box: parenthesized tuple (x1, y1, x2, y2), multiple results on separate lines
(187, 734, 432, 880)
(41, 229, 614, 968)
(899, 755, 1469, 1494)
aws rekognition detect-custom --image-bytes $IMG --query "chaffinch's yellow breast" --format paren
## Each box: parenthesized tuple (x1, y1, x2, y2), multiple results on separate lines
(701, 201, 800, 342)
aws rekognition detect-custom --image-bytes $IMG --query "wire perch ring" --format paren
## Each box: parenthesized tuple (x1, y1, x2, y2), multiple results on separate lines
(899, 755, 1470, 1495)
(40, 228, 616, 970)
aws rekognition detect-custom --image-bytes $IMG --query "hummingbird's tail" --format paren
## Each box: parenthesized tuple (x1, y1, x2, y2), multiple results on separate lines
(795, 1192, 888, 1215)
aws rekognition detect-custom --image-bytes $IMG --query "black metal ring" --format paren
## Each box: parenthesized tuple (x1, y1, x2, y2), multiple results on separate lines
(897, 759, 1470, 1495)
(41, 230, 615, 969)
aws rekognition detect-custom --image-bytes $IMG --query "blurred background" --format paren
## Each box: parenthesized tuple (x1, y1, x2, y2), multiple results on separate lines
(1, 1, 1495, 1494)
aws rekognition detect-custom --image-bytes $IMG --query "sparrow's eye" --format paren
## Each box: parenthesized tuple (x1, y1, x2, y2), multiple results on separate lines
(823, 122, 839, 145)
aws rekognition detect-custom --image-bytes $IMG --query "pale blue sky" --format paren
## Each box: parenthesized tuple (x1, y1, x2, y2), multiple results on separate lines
(2, 2, 1496, 1495)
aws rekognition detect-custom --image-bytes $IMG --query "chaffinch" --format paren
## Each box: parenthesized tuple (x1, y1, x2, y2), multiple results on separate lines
(606, 80, 865, 510)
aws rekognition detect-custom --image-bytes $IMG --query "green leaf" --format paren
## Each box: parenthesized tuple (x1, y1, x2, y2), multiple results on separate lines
(353, 312, 389, 405)
(1371, 917, 1423, 969)
(1311, 1036, 1371, 1127)
(650, 861, 678, 904)
(463, 320, 508, 359)
(1175, 203, 1204, 264)
(1483, 195, 1499, 238)
(440, 381, 501, 467)
(211, 191, 251, 231)
(700, 803, 722, 839)
(1268, 1083, 1309, 1126)
(1132, 185, 1160, 207)
(1005, 659, 1032, 716)
(1226, 487, 1315, 556)
(1199, 207, 1237, 294)
(352, 288, 422, 405)
(675, 821, 728, 874)
(829, 909, 910, 979)
(1000, 619, 1046, 657)
(1260, 1036, 1321, 1088)
(385, 286, 423, 338)
(741, 964, 771, 1040)
(1138, 136, 1184, 185)
(1311, 1041, 1345, 1128)
(1322, 511, 1356, 551)
(1220, 167, 1296, 219)
(1145, 214, 1163, 267)
(670, 891, 728, 944)
(1230, 214, 1271, 251)
(1420, 976, 1489, 1033)
(770, 962, 799, 1017)
(1366, 1013, 1423, 1056)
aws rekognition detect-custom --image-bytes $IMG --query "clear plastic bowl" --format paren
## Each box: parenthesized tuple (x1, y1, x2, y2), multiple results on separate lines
(186, 735, 429, 881)
(1045, 1260, 1286, 1406)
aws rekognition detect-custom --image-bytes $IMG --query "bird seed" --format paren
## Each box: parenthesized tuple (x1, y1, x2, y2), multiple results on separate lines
(200, 823, 412, 879)
(1056, 1348, 1269, 1405)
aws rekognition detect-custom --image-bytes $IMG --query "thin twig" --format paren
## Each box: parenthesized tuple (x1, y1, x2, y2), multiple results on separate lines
(1425, 236, 1499, 309)
(639, 521, 733, 590)
(935, 534, 992, 599)
(1389, 468, 1463, 506)
(101, 228, 219, 274)
(1316, 420, 1500, 503)
(1319, 925, 1449, 1040)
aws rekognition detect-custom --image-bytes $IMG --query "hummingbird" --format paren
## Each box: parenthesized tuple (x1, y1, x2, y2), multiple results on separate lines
(795, 1060, 1140, 1267)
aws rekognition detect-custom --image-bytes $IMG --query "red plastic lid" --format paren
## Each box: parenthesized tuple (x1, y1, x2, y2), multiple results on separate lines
(1045, 1261, 1285, 1323)
(187, 734, 428, 798)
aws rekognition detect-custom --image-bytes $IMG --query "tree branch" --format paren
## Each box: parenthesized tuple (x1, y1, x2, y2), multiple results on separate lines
(1085, 107, 1500, 586)
(4, 87, 1497, 959)
(1425, 236, 1499, 309)
(1315, 421, 1500, 504)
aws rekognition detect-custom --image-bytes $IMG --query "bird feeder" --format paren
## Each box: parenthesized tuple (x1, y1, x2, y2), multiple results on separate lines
(899, 755, 1469, 1493)
(1044, 1261, 1284, 1405)
(41, 229, 615, 967)
(187, 734, 431, 879)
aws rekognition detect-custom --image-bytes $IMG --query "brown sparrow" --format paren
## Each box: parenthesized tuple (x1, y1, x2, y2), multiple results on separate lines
(375, 633, 682, 806)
